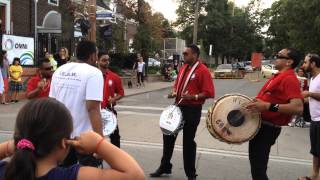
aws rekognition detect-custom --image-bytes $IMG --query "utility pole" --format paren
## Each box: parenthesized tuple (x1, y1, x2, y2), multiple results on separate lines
(192, 0, 200, 44)
(34, 0, 38, 64)
(88, 0, 97, 42)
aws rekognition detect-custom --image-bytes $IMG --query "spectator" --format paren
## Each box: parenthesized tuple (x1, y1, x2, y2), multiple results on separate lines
(0, 70, 4, 95)
(56, 47, 69, 68)
(0, 50, 9, 104)
(0, 98, 145, 180)
(45, 52, 57, 71)
(133, 54, 145, 88)
(9, 58, 23, 103)
(26, 58, 53, 99)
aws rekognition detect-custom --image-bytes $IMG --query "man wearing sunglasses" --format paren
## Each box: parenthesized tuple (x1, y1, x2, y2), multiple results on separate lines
(150, 44, 215, 180)
(299, 54, 320, 180)
(246, 48, 303, 180)
(26, 58, 53, 99)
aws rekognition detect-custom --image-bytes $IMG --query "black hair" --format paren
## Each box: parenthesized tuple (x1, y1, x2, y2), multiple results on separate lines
(308, 53, 320, 68)
(76, 40, 97, 61)
(286, 48, 301, 69)
(187, 44, 200, 58)
(0, 50, 7, 67)
(38, 58, 51, 68)
(98, 51, 108, 59)
(12, 57, 20, 65)
(4, 98, 73, 180)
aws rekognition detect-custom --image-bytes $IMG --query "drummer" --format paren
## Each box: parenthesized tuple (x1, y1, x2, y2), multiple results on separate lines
(98, 51, 124, 148)
(150, 44, 215, 180)
(246, 48, 303, 180)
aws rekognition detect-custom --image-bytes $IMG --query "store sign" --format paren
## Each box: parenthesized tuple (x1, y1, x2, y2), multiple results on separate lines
(96, 10, 114, 20)
(48, 0, 59, 6)
(2, 35, 34, 65)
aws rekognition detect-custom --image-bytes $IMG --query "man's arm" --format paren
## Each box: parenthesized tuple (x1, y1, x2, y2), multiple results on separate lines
(246, 98, 303, 115)
(302, 91, 320, 101)
(86, 100, 103, 136)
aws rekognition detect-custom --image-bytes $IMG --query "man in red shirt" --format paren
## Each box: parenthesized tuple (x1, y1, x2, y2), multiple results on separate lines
(27, 59, 53, 99)
(98, 51, 124, 148)
(246, 48, 304, 180)
(150, 44, 215, 180)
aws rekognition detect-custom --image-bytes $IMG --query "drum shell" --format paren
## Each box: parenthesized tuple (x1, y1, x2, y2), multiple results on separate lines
(160, 105, 183, 135)
(206, 94, 261, 144)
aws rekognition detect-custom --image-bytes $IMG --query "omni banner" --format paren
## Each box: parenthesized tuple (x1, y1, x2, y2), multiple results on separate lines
(2, 34, 34, 65)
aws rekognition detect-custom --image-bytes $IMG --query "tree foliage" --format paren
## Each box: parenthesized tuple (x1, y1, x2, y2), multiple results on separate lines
(264, 0, 320, 54)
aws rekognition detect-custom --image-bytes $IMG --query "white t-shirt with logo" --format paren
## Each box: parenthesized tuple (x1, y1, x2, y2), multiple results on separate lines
(309, 74, 320, 121)
(49, 62, 104, 137)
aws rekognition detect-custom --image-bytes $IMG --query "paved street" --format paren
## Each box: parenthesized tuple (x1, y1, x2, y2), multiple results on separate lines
(0, 78, 312, 180)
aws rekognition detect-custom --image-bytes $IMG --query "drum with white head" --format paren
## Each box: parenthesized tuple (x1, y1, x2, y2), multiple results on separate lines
(159, 105, 183, 135)
(101, 109, 117, 136)
(206, 94, 261, 144)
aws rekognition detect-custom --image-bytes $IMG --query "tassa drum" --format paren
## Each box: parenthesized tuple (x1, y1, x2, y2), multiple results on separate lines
(159, 105, 183, 135)
(206, 94, 261, 144)
(101, 109, 117, 136)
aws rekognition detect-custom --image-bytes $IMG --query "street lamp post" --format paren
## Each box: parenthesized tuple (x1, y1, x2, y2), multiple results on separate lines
(193, 0, 200, 44)
(88, 0, 97, 42)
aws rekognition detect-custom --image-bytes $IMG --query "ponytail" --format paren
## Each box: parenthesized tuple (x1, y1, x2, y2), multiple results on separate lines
(4, 149, 36, 180)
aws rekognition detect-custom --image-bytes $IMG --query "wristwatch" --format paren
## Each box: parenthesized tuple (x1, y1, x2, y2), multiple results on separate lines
(195, 94, 199, 100)
(269, 103, 279, 112)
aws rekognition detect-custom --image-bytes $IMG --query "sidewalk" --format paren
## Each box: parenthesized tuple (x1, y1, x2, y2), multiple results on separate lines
(125, 81, 173, 97)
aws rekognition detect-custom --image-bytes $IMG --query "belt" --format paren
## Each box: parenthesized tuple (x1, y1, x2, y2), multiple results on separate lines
(262, 121, 281, 128)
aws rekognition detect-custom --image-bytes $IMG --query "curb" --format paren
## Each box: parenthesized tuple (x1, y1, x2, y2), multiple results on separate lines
(124, 86, 172, 98)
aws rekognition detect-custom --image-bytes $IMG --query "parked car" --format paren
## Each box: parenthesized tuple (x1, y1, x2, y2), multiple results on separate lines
(261, 64, 278, 78)
(245, 65, 254, 72)
(214, 64, 240, 79)
(148, 58, 161, 66)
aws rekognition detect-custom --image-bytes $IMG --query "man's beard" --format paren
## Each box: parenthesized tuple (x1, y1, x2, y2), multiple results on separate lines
(100, 64, 108, 69)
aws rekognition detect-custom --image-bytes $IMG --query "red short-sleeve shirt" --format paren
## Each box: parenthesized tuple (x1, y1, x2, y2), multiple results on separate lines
(257, 69, 302, 126)
(101, 70, 125, 109)
(174, 62, 215, 105)
(27, 75, 51, 98)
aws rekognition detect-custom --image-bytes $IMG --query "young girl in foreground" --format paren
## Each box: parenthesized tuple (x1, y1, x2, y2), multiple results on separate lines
(0, 98, 145, 180)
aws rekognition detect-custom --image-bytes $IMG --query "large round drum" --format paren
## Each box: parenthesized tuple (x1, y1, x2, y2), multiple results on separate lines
(101, 109, 117, 136)
(160, 105, 183, 135)
(206, 94, 261, 144)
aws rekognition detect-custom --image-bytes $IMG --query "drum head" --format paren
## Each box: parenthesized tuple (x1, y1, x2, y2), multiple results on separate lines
(206, 94, 261, 144)
(160, 105, 183, 135)
(101, 109, 117, 136)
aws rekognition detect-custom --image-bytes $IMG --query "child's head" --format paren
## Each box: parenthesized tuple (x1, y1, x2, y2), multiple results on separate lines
(4, 98, 73, 180)
(12, 57, 20, 65)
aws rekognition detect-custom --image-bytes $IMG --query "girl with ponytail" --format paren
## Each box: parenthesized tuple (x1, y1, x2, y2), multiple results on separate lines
(0, 98, 145, 180)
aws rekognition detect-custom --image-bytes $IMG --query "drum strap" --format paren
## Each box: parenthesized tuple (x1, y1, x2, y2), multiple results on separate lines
(176, 61, 200, 101)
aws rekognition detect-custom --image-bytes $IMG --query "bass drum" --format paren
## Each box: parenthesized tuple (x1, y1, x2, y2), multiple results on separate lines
(101, 109, 117, 136)
(206, 94, 261, 144)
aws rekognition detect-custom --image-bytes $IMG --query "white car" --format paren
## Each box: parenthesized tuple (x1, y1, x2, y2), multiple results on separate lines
(214, 64, 239, 78)
(148, 58, 161, 66)
(261, 64, 278, 78)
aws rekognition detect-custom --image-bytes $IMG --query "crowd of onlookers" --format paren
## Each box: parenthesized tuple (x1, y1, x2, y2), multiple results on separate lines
(0, 47, 70, 105)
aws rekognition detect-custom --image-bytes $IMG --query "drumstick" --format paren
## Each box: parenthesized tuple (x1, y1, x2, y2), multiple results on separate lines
(176, 90, 188, 105)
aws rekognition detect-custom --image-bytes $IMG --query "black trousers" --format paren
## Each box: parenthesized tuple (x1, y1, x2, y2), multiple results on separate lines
(137, 72, 144, 85)
(160, 105, 202, 178)
(109, 108, 121, 148)
(61, 147, 102, 167)
(249, 123, 281, 180)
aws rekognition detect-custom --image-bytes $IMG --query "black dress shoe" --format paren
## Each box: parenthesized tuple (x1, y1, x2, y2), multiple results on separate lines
(187, 177, 196, 180)
(149, 167, 172, 177)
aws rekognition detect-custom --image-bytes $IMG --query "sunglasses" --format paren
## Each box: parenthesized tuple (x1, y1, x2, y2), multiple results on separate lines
(275, 54, 291, 60)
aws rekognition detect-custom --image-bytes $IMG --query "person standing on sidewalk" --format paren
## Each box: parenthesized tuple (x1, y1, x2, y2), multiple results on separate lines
(0, 69, 4, 96)
(135, 54, 145, 88)
(0, 50, 9, 104)
(299, 54, 320, 180)
(8, 58, 23, 103)
(26, 58, 53, 99)
(98, 51, 124, 148)
(49, 40, 104, 167)
(246, 48, 303, 180)
(150, 44, 215, 180)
